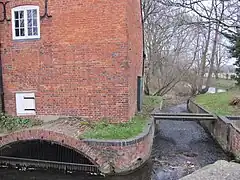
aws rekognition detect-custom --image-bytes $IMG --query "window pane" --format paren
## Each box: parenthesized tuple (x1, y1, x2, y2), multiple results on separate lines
(15, 29, 19, 37)
(28, 19, 32, 28)
(13, 8, 39, 39)
(27, 10, 32, 19)
(19, 11, 24, 19)
(28, 28, 33, 36)
(33, 27, 38, 35)
(33, 19, 37, 26)
(20, 28, 25, 36)
(14, 11, 19, 19)
(20, 19, 24, 27)
(15, 20, 19, 28)
(33, 9, 37, 19)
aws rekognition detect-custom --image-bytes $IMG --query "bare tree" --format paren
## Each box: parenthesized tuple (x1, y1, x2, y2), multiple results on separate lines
(159, 0, 240, 34)
(142, 0, 239, 96)
(204, 0, 226, 92)
(156, 0, 238, 93)
(214, 40, 229, 79)
(143, 2, 201, 96)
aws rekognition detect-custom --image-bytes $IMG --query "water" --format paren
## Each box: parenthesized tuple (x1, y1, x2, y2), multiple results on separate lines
(0, 104, 229, 180)
(152, 104, 228, 180)
(206, 87, 226, 94)
(0, 162, 152, 180)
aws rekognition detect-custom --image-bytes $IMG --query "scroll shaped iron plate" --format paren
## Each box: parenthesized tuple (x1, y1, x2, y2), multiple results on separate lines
(40, 0, 52, 19)
(0, 1, 11, 22)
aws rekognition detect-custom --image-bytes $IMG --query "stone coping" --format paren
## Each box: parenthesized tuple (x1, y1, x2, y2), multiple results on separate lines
(82, 118, 154, 147)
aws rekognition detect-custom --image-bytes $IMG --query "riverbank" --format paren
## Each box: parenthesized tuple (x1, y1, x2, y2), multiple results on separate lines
(194, 88, 240, 116)
(161, 94, 190, 109)
(206, 78, 236, 90)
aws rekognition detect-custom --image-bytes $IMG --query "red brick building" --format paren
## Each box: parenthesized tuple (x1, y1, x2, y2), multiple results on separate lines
(0, 0, 143, 122)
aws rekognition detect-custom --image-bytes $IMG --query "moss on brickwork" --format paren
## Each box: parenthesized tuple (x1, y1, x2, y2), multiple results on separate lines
(0, 114, 42, 133)
(82, 96, 162, 140)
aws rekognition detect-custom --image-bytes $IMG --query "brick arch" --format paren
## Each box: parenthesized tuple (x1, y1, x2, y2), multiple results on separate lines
(0, 129, 104, 168)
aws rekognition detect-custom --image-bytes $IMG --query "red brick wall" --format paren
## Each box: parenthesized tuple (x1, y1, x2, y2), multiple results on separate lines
(126, 0, 143, 117)
(0, 0, 143, 122)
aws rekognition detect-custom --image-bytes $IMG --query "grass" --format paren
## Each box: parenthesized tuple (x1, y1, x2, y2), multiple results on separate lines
(0, 114, 42, 133)
(207, 78, 236, 90)
(141, 95, 163, 115)
(195, 87, 240, 116)
(82, 96, 162, 140)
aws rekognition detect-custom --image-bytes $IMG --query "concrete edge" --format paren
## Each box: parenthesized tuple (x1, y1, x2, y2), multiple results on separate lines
(188, 99, 240, 133)
(187, 99, 240, 159)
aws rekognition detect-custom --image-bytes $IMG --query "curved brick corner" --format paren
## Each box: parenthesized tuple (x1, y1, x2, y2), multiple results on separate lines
(83, 119, 155, 175)
(0, 129, 104, 168)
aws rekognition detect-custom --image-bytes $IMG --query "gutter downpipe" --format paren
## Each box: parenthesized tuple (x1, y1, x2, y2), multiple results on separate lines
(140, 0, 145, 77)
(0, 42, 5, 113)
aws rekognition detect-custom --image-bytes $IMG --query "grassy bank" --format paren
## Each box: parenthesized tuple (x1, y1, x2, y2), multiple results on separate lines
(82, 96, 162, 140)
(207, 78, 236, 90)
(195, 88, 240, 116)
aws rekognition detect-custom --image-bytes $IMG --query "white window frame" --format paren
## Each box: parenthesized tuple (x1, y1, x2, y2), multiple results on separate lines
(12, 5, 40, 40)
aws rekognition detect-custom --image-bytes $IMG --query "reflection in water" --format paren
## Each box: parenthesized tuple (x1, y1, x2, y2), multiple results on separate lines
(0, 161, 152, 180)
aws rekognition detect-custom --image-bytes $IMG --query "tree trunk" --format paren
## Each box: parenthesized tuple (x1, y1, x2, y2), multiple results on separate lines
(205, 22, 221, 90)
(215, 71, 219, 79)
(197, 23, 211, 93)
(144, 73, 150, 95)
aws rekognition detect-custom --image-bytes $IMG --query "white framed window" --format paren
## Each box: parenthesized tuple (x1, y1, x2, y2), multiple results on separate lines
(16, 92, 36, 116)
(12, 6, 40, 40)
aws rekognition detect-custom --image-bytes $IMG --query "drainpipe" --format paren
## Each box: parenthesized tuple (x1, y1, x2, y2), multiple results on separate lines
(138, 0, 145, 111)
(0, 42, 5, 113)
(140, 0, 145, 77)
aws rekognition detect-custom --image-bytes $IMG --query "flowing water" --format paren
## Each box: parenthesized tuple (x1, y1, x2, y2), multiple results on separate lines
(152, 104, 229, 180)
(0, 103, 229, 180)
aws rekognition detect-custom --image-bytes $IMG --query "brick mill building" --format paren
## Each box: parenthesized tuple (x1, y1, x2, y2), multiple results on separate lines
(0, 0, 144, 122)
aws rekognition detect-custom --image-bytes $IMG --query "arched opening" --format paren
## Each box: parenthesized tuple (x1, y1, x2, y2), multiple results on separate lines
(0, 140, 93, 164)
(0, 140, 100, 173)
